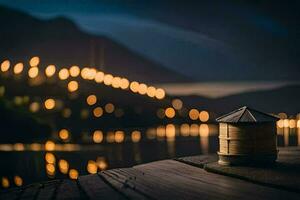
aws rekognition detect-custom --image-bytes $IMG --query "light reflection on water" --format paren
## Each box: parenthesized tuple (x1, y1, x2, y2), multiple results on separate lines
(0, 124, 299, 189)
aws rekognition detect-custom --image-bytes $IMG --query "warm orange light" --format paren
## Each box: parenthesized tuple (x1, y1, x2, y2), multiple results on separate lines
(87, 160, 98, 174)
(199, 111, 209, 122)
(106, 132, 115, 143)
(289, 119, 296, 129)
(58, 68, 69, 80)
(29, 56, 40, 67)
(87, 68, 97, 80)
(155, 88, 165, 99)
(120, 78, 129, 89)
(80, 67, 90, 79)
(277, 119, 284, 128)
(13, 143, 25, 151)
(96, 157, 108, 170)
(93, 107, 103, 118)
(278, 112, 287, 119)
(103, 74, 113, 85)
(1, 177, 10, 188)
(112, 76, 121, 88)
(138, 83, 147, 95)
(28, 67, 39, 78)
(190, 124, 199, 136)
(130, 81, 139, 93)
(69, 66, 80, 77)
(172, 99, 183, 110)
(165, 107, 175, 118)
(95, 71, 104, 83)
(180, 124, 190, 136)
(45, 152, 56, 164)
(67, 81, 79, 92)
(199, 124, 209, 137)
(45, 140, 55, 151)
(93, 130, 103, 143)
(69, 169, 78, 179)
(189, 109, 199, 120)
(59, 129, 69, 140)
(1, 60, 10, 72)
(157, 126, 166, 137)
(104, 103, 115, 113)
(86, 95, 97, 105)
(58, 159, 69, 174)
(44, 98, 55, 110)
(46, 163, 55, 176)
(45, 65, 56, 77)
(29, 102, 40, 113)
(146, 86, 156, 97)
(166, 124, 176, 140)
(115, 131, 125, 143)
(283, 119, 289, 128)
(131, 131, 141, 143)
(13, 63, 24, 74)
(14, 176, 23, 186)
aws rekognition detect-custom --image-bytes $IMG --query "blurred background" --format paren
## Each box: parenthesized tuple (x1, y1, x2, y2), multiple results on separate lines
(0, 0, 299, 189)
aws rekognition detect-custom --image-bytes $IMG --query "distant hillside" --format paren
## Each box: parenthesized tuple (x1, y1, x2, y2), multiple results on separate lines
(0, 6, 189, 83)
(180, 85, 300, 116)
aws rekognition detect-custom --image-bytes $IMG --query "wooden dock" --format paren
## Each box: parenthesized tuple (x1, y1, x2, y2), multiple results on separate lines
(1, 147, 300, 200)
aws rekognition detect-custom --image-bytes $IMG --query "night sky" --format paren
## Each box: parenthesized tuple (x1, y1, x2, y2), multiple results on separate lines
(0, 0, 299, 81)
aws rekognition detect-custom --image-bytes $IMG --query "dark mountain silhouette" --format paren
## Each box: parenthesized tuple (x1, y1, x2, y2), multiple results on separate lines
(180, 85, 300, 116)
(0, 6, 189, 83)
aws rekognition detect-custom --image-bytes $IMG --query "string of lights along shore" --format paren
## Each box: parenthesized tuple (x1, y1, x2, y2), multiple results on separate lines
(0, 56, 166, 99)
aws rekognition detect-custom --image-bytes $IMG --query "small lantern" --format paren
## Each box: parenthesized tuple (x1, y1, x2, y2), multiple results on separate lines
(216, 106, 279, 166)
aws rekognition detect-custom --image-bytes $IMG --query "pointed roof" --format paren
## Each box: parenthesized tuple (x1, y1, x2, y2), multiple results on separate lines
(216, 106, 279, 123)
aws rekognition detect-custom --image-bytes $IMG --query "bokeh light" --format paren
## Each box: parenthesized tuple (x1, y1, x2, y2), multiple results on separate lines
(199, 111, 209, 122)
(44, 98, 55, 110)
(86, 95, 97, 106)
(58, 68, 69, 80)
(13, 63, 24, 74)
(93, 107, 103, 118)
(189, 109, 199, 120)
(67, 81, 79, 92)
(28, 67, 39, 78)
(165, 107, 175, 118)
(69, 66, 80, 77)
(29, 56, 40, 67)
(1, 60, 10, 72)
(45, 65, 56, 77)
(93, 130, 103, 143)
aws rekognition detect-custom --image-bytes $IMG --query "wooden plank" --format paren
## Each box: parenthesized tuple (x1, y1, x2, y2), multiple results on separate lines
(102, 160, 298, 200)
(204, 147, 300, 193)
(55, 179, 82, 200)
(174, 154, 218, 168)
(19, 183, 42, 200)
(36, 180, 61, 200)
(101, 171, 148, 199)
(78, 174, 125, 200)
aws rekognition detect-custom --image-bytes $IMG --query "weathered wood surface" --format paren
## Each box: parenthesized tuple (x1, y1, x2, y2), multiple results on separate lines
(78, 174, 124, 200)
(1, 147, 299, 200)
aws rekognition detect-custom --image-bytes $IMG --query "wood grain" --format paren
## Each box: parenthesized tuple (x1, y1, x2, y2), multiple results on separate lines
(78, 173, 124, 200)
(55, 179, 82, 200)
(102, 160, 298, 200)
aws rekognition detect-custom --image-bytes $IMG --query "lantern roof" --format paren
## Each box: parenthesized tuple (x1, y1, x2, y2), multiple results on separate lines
(216, 106, 279, 123)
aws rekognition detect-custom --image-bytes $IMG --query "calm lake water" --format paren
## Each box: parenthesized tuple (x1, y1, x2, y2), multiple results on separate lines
(0, 124, 299, 189)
